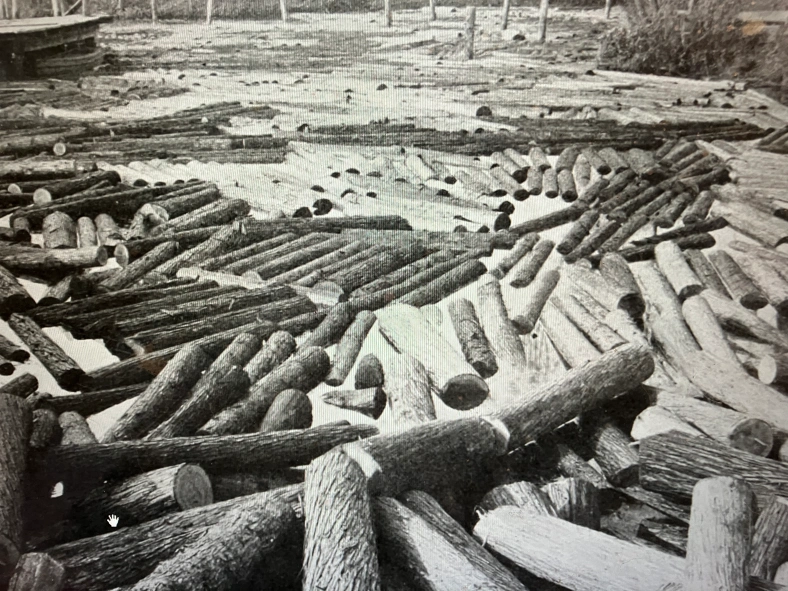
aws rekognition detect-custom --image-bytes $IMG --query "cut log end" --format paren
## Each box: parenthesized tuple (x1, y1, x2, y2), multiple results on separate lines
(728, 417, 774, 457)
(440, 373, 489, 410)
(114, 244, 130, 268)
(172, 464, 214, 509)
(32, 188, 53, 205)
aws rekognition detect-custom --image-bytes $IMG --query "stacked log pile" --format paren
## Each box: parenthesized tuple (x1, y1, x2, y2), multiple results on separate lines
(3, 128, 788, 591)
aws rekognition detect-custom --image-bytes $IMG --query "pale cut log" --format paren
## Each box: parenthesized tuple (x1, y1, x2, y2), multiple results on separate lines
(473, 507, 683, 591)
(42, 212, 77, 250)
(200, 346, 330, 435)
(730, 336, 775, 376)
(540, 300, 600, 368)
(631, 406, 704, 440)
(147, 333, 260, 439)
(509, 268, 560, 334)
(0, 394, 31, 580)
(542, 477, 601, 530)
(0, 246, 108, 281)
(489, 233, 539, 280)
(684, 249, 730, 297)
(777, 564, 788, 586)
(567, 262, 645, 319)
(7, 314, 83, 391)
(586, 417, 639, 487)
(128, 496, 294, 591)
(550, 440, 610, 490)
(355, 353, 384, 389)
(553, 294, 626, 352)
(731, 250, 788, 316)
(102, 343, 212, 442)
(58, 411, 97, 445)
(30, 408, 61, 450)
(524, 167, 543, 195)
(638, 430, 788, 503)
(0, 373, 37, 398)
(655, 240, 704, 301)
(98, 241, 177, 293)
(711, 199, 788, 248)
(759, 353, 788, 391)
(632, 259, 692, 323)
(259, 388, 312, 432)
(682, 294, 744, 369)
(45, 486, 304, 591)
(377, 304, 488, 411)
(447, 298, 498, 378)
(480, 480, 558, 516)
(399, 490, 527, 590)
(303, 449, 381, 591)
(77, 464, 213, 533)
(508, 238, 554, 288)
(488, 162, 527, 199)
(598, 252, 644, 312)
(322, 386, 386, 419)
(7, 553, 65, 591)
(542, 168, 559, 198)
(383, 353, 436, 428)
(573, 154, 592, 191)
(749, 495, 788, 581)
(656, 391, 775, 457)
(684, 476, 753, 591)
(244, 330, 296, 384)
(701, 289, 788, 350)
(325, 310, 376, 387)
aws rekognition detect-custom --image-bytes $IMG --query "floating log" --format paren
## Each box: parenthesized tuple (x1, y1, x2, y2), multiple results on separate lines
(0, 394, 31, 580)
(92, 213, 122, 247)
(489, 233, 539, 280)
(259, 388, 312, 432)
(322, 243, 427, 295)
(244, 330, 297, 384)
(32, 171, 120, 205)
(155, 224, 251, 277)
(653, 191, 696, 229)
(684, 477, 753, 591)
(153, 198, 250, 235)
(0, 264, 33, 317)
(268, 240, 367, 284)
(509, 238, 554, 288)
(38, 274, 79, 307)
(325, 310, 376, 387)
(488, 165, 528, 200)
(540, 300, 600, 368)
(567, 263, 644, 320)
(199, 233, 297, 273)
(322, 386, 386, 419)
(447, 298, 498, 378)
(750, 496, 788, 581)
(303, 449, 381, 591)
(102, 343, 212, 442)
(249, 236, 351, 281)
(542, 477, 601, 530)
(524, 167, 543, 196)
(355, 353, 384, 389)
(564, 217, 621, 264)
(555, 146, 580, 172)
(557, 209, 599, 255)
(7, 553, 65, 591)
(509, 268, 560, 334)
(603, 233, 716, 264)
(377, 304, 488, 411)
(542, 168, 559, 198)
(200, 346, 330, 435)
(393, 259, 487, 308)
(491, 152, 526, 183)
(155, 185, 220, 218)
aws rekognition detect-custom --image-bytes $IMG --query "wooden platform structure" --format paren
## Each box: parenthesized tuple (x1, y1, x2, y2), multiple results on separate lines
(0, 15, 112, 79)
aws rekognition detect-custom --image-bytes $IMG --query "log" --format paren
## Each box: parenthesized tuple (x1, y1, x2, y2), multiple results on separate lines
(7, 553, 65, 591)
(301, 302, 355, 348)
(682, 294, 743, 368)
(249, 236, 350, 281)
(30, 408, 61, 450)
(653, 192, 696, 229)
(524, 167, 543, 196)
(155, 224, 251, 277)
(701, 289, 788, 350)
(102, 343, 212, 442)
(508, 238, 554, 288)
(557, 209, 599, 255)
(480, 480, 558, 515)
(259, 388, 312, 432)
(555, 146, 580, 172)
(303, 449, 381, 591)
(322, 386, 386, 419)
(377, 304, 488, 410)
(683, 189, 716, 224)
(509, 268, 560, 334)
(731, 250, 788, 316)
(0, 395, 31, 580)
(36, 385, 144, 419)
(383, 353, 436, 428)
(540, 299, 601, 368)
(542, 477, 601, 530)
(98, 241, 177, 293)
(684, 477, 753, 591)
(93, 214, 122, 247)
(759, 353, 788, 392)
(0, 246, 108, 282)
(711, 200, 788, 248)
(750, 495, 788, 581)
(153, 198, 250, 235)
(42, 212, 77, 250)
(155, 185, 220, 218)
(568, 263, 645, 320)
(199, 233, 297, 273)
(563, 217, 621, 264)
(38, 275, 78, 307)
(393, 259, 486, 308)
(7, 314, 83, 391)
(684, 249, 731, 298)
(355, 353, 384, 389)
(33, 171, 120, 205)
(598, 147, 629, 173)
(298, 244, 387, 287)
(491, 153, 526, 183)
(127, 495, 295, 591)
(489, 233, 539, 280)
(464, 8, 475, 59)
(656, 391, 774, 457)
(10, 218, 31, 243)
(146, 333, 260, 439)
(321, 242, 427, 295)
(0, 333, 27, 365)
(473, 507, 682, 591)
(0, 373, 37, 398)
(447, 298, 498, 378)
(586, 416, 639, 486)
(244, 330, 296, 384)
(58, 411, 97, 445)
(509, 203, 587, 236)
(0, 161, 95, 183)
(325, 310, 376, 386)
(126, 203, 169, 240)
(655, 240, 704, 301)
(554, 294, 627, 352)
(638, 430, 788, 503)
(200, 346, 330, 435)
(557, 168, 578, 201)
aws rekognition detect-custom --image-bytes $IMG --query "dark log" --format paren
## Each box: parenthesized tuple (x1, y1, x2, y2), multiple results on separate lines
(154, 224, 251, 277)
(759, 353, 788, 392)
(678, 153, 720, 179)
(684, 477, 753, 591)
(7, 314, 83, 391)
(557, 168, 578, 201)
(582, 147, 612, 175)
(297, 244, 387, 287)
(10, 218, 31, 244)
(29, 408, 61, 450)
(711, 199, 788, 248)
(0, 264, 35, 316)
(384, 353, 436, 428)
(322, 242, 427, 295)
(341, 228, 516, 255)
(489, 233, 539, 280)
(630, 216, 728, 248)
(322, 387, 386, 419)
(251, 235, 354, 281)
(0, 246, 107, 282)
(447, 298, 498, 378)
(684, 249, 731, 298)
(0, 161, 95, 183)
(199, 233, 297, 272)
(245, 330, 296, 384)
(58, 411, 98, 445)
(301, 302, 355, 349)
(32, 171, 120, 205)
(586, 417, 639, 487)
(510, 268, 560, 334)
(269, 240, 368, 284)
(578, 176, 610, 206)
(600, 179, 654, 217)
(278, 310, 327, 337)
(638, 430, 788, 503)
(509, 238, 555, 288)
(101, 343, 213, 442)
(127, 495, 295, 591)
(0, 394, 31, 580)
(660, 140, 697, 165)
(224, 233, 331, 276)
(98, 241, 178, 293)
(626, 147, 662, 179)
(42, 212, 77, 250)
(0, 374, 37, 398)
(566, 264, 644, 320)
(200, 346, 330, 435)
(509, 203, 587, 236)
(259, 388, 312, 432)
(146, 333, 260, 439)
(155, 185, 220, 218)
(325, 310, 376, 386)
(683, 189, 716, 224)
(49, 384, 146, 419)
(597, 232, 716, 265)
(152, 198, 250, 235)
(116, 225, 221, 263)
(355, 353, 385, 390)
(564, 217, 622, 264)
(377, 304, 488, 411)
(303, 450, 380, 590)
(542, 477, 601, 530)
(599, 169, 637, 202)
(750, 495, 788, 581)
(7, 553, 65, 591)
(653, 191, 696, 229)
(393, 259, 487, 308)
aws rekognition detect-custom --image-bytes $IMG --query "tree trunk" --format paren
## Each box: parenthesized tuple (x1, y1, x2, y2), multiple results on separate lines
(7, 553, 65, 591)
(711, 199, 788, 248)
(0, 334, 28, 365)
(325, 310, 376, 386)
(563, 218, 622, 264)
(301, 302, 356, 348)
(303, 449, 381, 591)
(153, 199, 250, 236)
(749, 495, 788, 581)
(730, 250, 788, 316)
(33, 171, 120, 205)
(244, 330, 296, 384)
(654, 240, 704, 301)
(557, 168, 579, 201)
(447, 298, 498, 378)
(684, 477, 753, 591)
(224, 233, 329, 276)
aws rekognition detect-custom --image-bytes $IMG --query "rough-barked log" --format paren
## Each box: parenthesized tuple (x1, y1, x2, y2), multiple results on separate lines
(99, 241, 178, 293)
(491, 152, 526, 183)
(683, 189, 716, 224)
(0, 160, 95, 183)
(509, 203, 587, 237)
(29, 408, 61, 450)
(92, 213, 122, 248)
(300, 302, 355, 349)
(153, 224, 251, 277)
(488, 166, 529, 200)
(342, 228, 516, 255)
(598, 232, 716, 265)
(730, 250, 788, 316)
(655, 240, 704, 301)
(251, 235, 353, 281)
(58, 411, 98, 445)
(567, 263, 644, 320)
(377, 304, 488, 411)
(555, 146, 580, 172)
(355, 353, 384, 390)
(509, 238, 555, 288)
(322, 243, 427, 295)
(660, 140, 697, 166)
(599, 170, 637, 202)
(297, 244, 386, 288)
(540, 299, 600, 368)
(557, 209, 599, 255)
(578, 176, 609, 206)
(155, 185, 220, 218)
(684, 249, 731, 298)
(630, 216, 728, 248)
(554, 295, 626, 352)
(0, 373, 37, 398)
(199, 233, 296, 272)
(0, 394, 31, 579)
(547, 440, 609, 491)
(750, 496, 788, 581)
(682, 293, 743, 369)
(102, 343, 212, 442)
(116, 225, 222, 263)
(557, 168, 579, 201)
(542, 477, 601, 530)
(7, 552, 64, 591)
(489, 234, 539, 280)
(509, 268, 560, 334)
(542, 168, 559, 198)
(39, 274, 78, 307)
(598, 147, 629, 173)
(244, 330, 296, 384)
(325, 310, 376, 387)
(279, 310, 327, 337)
(200, 346, 330, 435)
(33, 171, 120, 205)
(9, 218, 31, 244)
(0, 246, 107, 283)
(684, 477, 753, 591)
(42, 212, 77, 250)
(0, 334, 27, 365)
(480, 480, 558, 516)
(393, 259, 487, 308)
(322, 387, 386, 419)
(564, 217, 622, 264)
(448, 298, 498, 378)
(125, 202, 169, 241)
(584, 416, 639, 487)
(259, 388, 312, 432)
(524, 167, 543, 196)
(151, 198, 250, 235)
(711, 199, 788, 248)
(224, 233, 332, 277)
(653, 192, 696, 229)
(759, 353, 788, 392)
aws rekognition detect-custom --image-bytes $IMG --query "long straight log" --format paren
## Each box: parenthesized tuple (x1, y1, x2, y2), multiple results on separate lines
(508, 238, 554, 288)
(540, 299, 601, 368)
(731, 250, 788, 316)
(701, 289, 788, 350)
(0, 373, 37, 398)
(383, 353, 436, 428)
(684, 249, 731, 298)
(392, 258, 487, 308)
(509, 268, 560, 334)
(0, 246, 107, 282)
(33, 171, 120, 205)
(655, 240, 704, 301)
(509, 203, 587, 236)
(244, 331, 297, 384)
(98, 241, 177, 293)
(448, 298, 498, 378)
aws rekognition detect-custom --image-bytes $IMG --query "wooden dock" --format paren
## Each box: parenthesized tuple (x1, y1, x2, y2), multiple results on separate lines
(0, 15, 112, 80)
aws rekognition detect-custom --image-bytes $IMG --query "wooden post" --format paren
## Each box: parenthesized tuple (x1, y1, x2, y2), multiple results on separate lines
(684, 477, 753, 591)
(500, 0, 510, 30)
(304, 450, 381, 590)
(464, 7, 475, 60)
(384, 0, 392, 26)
